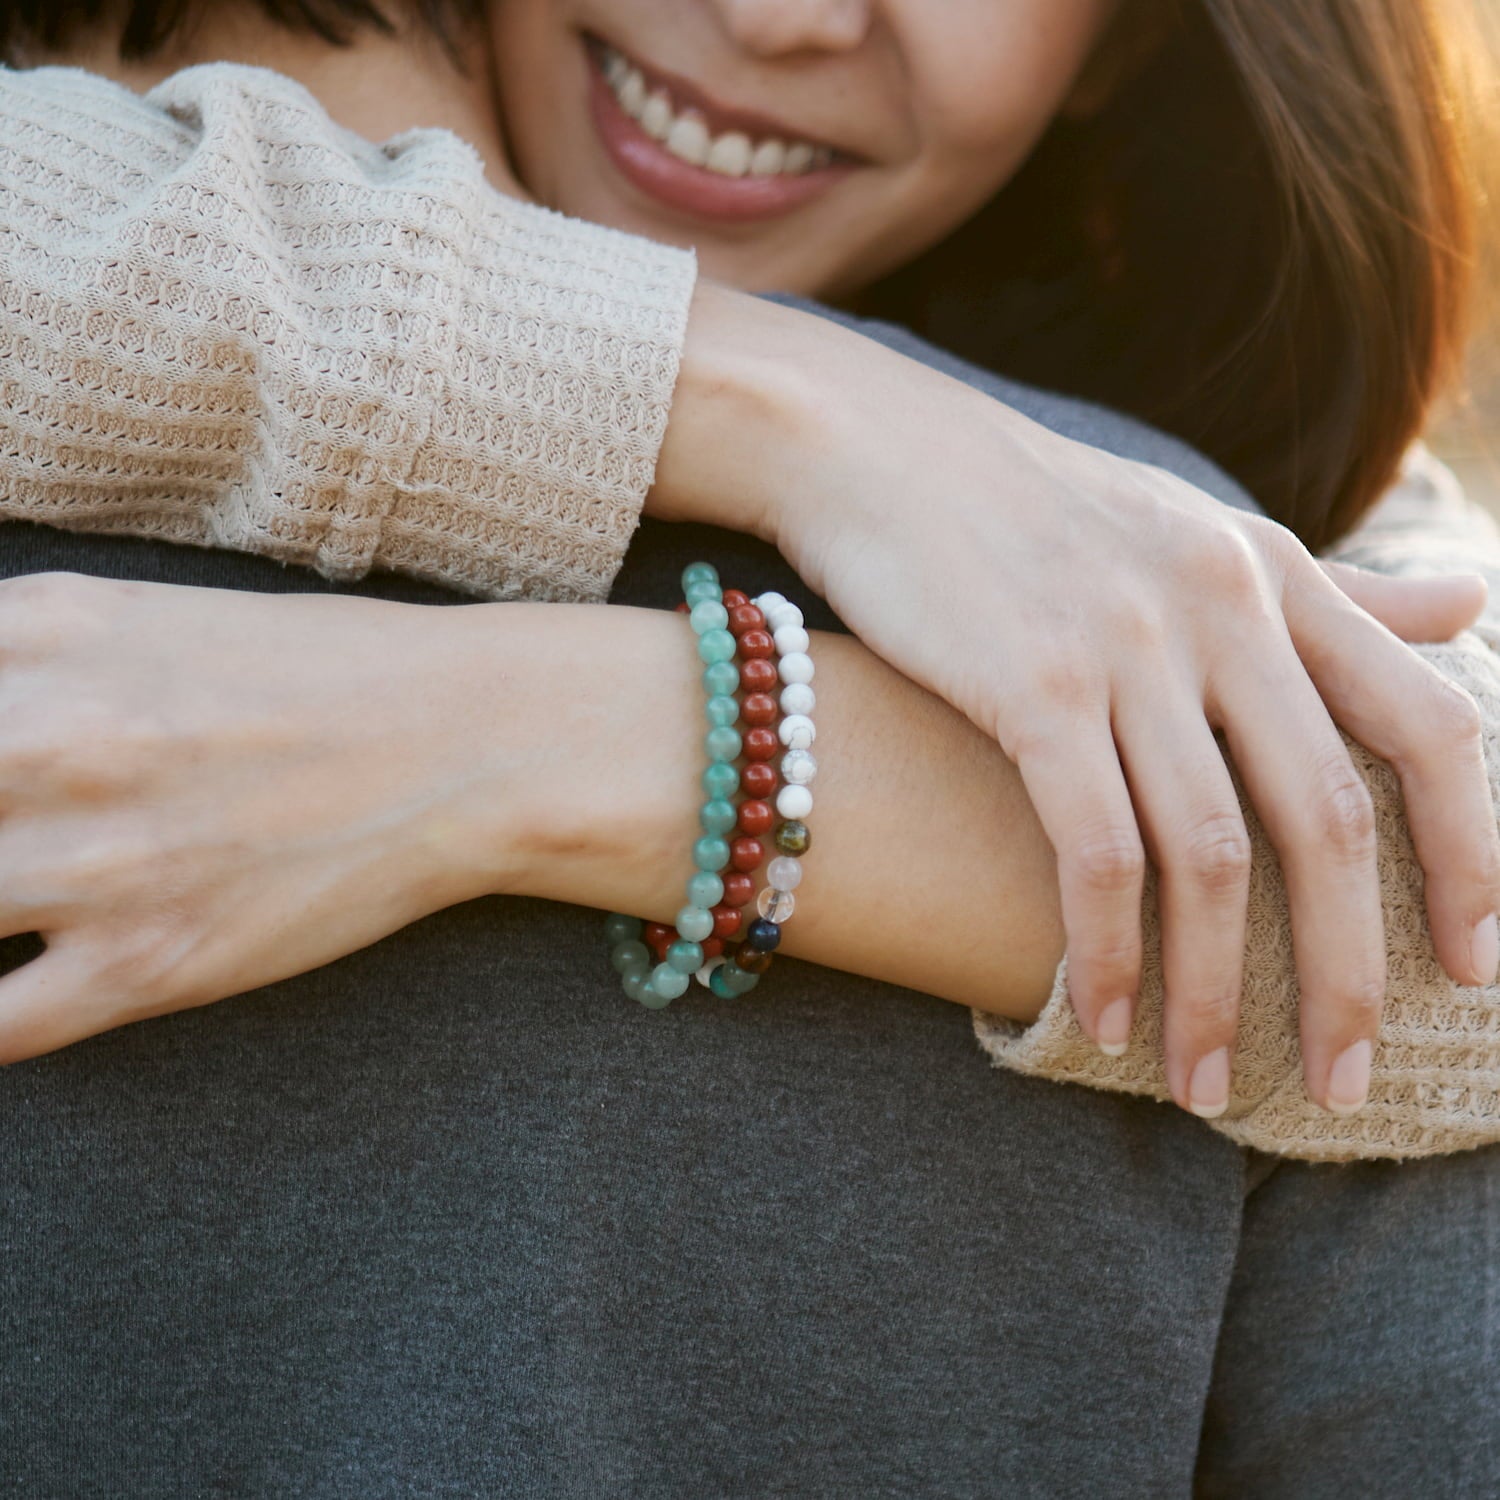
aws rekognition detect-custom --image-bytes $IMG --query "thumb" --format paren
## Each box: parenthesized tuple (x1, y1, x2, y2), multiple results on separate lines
(1319, 559, 1487, 643)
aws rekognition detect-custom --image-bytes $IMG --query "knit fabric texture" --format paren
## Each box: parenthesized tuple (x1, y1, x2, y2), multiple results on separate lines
(977, 447, 1500, 1161)
(0, 63, 697, 601)
(2, 64, 1498, 1161)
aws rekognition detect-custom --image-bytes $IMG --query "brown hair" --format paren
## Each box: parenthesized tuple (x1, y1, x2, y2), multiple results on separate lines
(868, 0, 1495, 549)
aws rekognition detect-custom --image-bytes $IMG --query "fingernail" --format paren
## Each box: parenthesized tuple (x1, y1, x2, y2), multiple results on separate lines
(1471, 913, 1498, 987)
(1326, 1038, 1372, 1115)
(1096, 998, 1132, 1056)
(1187, 1048, 1231, 1118)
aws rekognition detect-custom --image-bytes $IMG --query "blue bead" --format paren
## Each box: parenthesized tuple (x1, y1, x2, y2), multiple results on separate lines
(699, 799, 738, 836)
(703, 661, 739, 698)
(693, 835, 730, 871)
(676, 905, 715, 943)
(696, 628, 736, 665)
(745, 919, 781, 952)
(604, 913, 644, 946)
(705, 726, 742, 762)
(648, 963, 690, 1002)
(689, 599, 730, 634)
(667, 940, 704, 974)
(705, 694, 740, 728)
(684, 580, 721, 608)
(610, 939, 651, 974)
(702, 762, 739, 801)
(681, 562, 719, 591)
(687, 871, 725, 908)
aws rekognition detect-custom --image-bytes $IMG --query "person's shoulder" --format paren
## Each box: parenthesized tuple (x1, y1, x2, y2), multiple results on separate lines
(761, 293, 1258, 516)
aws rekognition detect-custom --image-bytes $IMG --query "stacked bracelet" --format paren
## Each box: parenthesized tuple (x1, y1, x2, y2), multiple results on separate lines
(605, 565, 815, 1008)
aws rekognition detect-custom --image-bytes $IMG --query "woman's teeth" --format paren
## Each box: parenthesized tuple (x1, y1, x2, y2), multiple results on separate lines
(601, 44, 832, 177)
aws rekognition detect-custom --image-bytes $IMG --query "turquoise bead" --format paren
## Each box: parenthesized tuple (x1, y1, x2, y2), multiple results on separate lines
(623, 970, 653, 1004)
(699, 799, 738, 836)
(667, 939, 704, 974)
(703, 661, 739, 697)
(676, 904, 715, 943)
(610, 939, 650, 975)
(693, 835, 730, 871)
(696, 628, 736, 665)
(648, 963, 690, 1002)
(687, 870, 724, 908)
(702, 762, 739, 800)
(705, 726, 742, 762)
(705, 694, 740, 728)
(604, 913, 644, 945)
(690, 599, 730, 634)
(684, 580, 721, 608)
(681, 562, 719, 591)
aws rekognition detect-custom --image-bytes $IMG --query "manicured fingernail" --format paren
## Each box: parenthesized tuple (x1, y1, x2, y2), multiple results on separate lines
(1326, 1038, 1372, 1115)
(1471, 913, 1498, 987)
(1096, 998, 1132, 1056)
(1187, 1047, 1231, 1118)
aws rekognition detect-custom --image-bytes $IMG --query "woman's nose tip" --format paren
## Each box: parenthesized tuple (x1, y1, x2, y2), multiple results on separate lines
(717, 0, 872, 57)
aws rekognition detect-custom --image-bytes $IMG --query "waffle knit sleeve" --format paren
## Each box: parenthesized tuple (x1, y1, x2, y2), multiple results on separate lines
(0, 62, 697, 601)
(973, 445, 1500, 1162)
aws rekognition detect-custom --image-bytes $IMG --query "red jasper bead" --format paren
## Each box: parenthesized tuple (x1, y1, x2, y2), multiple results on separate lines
(700, 937, 725, 960)
(741, 692, 777, 726)
(729, 837, 764, 873)
(740, 658, 778, 693)
(738, 629, 775, 659)
(711, 904, 744, 941)
(721, 872, 756, 908)
(728, 605, 765, 636)
(674, 601, 691, 614)
(644, 922, 673, 962)
(737, 799, 774, 836)
(743, 727, 779, 761)
(741, 761, 778, 798)
(721, 589, 750, 609)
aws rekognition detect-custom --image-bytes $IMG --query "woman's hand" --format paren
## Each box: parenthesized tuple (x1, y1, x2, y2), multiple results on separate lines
(654, 285, 1500, 1119)
(0, 573, 523, 1063)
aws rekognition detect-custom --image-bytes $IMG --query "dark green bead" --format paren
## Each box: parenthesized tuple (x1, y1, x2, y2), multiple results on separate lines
(703, 661, 739, 697)
(604, 913, 644, 945)
(705, 726, 742, 762)
(693, 835, 731, 871)
(666, 939, 704, 974)
(681, 562, 719, 591)
(699, 799, 738, 836)
(774, 820, 810, 856)
(610, 939, 651, 975)
(702, 762, 739, 800)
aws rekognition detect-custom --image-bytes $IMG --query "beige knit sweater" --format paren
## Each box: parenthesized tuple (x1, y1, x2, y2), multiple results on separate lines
(2, 63, 1498, 1162)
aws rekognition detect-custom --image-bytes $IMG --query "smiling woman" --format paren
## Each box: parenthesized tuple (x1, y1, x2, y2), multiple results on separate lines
(2, 0, 1500, 1494)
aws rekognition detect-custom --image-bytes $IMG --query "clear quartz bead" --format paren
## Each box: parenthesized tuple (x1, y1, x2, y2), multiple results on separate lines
(767, 856, 803, 891)
(757, 887, 796, 922)
(779, 713, 816, 750)
(780, 749, 817, 786)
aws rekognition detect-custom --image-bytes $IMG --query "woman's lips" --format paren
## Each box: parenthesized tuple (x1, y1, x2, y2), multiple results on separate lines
(585, 42, 855, 224)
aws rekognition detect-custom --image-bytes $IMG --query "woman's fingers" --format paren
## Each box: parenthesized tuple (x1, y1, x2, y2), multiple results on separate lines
(1320, 558, 1486, 644)
(1213, 639, 1387, 1114)
(1009, 714, 1144, 1051)
(1114, 696, 1251, 1115)
(0, 939, 99, 1064)
(1284, 566, 1500, 987)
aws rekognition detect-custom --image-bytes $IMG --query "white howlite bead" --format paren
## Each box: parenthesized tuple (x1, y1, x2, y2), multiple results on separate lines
(767, 856, 804, 891)
(781, 748, 817, 785)
(753, 592, 788, 615)
(773, 624, 810, 656)
(776, 783, 813, 820)
(779, 713, 816, 750)
(778, 651, 815, 686)
(696, 957, 727, 989)
(780, 682, 816, 717)
(767, 602, 804, 633)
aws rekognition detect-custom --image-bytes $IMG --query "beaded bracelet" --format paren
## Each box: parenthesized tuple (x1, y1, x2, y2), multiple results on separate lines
(603, 566, 815, 1007)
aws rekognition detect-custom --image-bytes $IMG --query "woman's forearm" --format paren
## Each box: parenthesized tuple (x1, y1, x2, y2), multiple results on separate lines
(440, 601, 1065, 1019)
